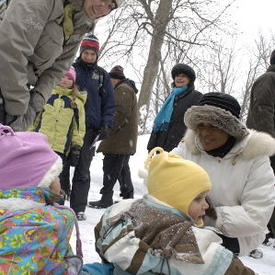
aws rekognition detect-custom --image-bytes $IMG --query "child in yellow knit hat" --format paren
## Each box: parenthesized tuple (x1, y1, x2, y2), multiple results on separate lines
(92, 148, 255, 275)
(144, 147, 211, 226)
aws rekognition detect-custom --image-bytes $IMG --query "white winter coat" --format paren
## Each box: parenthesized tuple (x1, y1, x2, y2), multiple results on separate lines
(173, 129, 275, 256)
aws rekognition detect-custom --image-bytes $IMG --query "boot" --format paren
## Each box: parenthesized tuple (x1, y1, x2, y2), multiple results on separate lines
(121, 191, 134, 199)
(88, 192, 113, 209)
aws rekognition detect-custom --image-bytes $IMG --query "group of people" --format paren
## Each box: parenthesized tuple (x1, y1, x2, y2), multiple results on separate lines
(0, 0, 275, 274)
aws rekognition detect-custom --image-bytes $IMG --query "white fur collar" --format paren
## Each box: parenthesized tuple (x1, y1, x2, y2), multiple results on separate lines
(184, 129, 275, 160)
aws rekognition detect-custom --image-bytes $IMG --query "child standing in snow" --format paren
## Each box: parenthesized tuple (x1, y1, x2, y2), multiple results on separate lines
(90, 147, 255, 275)
(0, 125, 84, 274)
(31, 66, 87, 198)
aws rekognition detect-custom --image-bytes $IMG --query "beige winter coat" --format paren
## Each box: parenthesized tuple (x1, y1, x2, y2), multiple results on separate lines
(0, 0, 93, 116)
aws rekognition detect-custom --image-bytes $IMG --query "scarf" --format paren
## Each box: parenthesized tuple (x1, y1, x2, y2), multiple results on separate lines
(153, 85, 188, 132)
(206, 136, 236, 158)
(63, 3, 74, 41)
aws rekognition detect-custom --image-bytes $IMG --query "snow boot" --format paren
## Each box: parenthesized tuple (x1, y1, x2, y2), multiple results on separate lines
(121, 191, 134, 199)
(76, 212, 87, 221)
(88, 192, 113, 209)
(249, 249, 263, 259)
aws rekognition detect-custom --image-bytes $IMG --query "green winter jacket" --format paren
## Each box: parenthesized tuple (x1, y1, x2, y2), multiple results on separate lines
(31, 86, 87, 155)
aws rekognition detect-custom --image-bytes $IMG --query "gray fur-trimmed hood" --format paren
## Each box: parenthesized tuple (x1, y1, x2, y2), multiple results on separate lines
(184, 105, 249, 139)
(184, 129, 275, 160)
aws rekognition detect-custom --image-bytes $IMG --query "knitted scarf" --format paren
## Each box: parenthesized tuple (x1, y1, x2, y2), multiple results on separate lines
(153, 85, 188, 132)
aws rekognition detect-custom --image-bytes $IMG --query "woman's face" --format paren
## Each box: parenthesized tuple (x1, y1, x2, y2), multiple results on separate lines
(196, 123, 230, 151)
(174, 73, 190, 88)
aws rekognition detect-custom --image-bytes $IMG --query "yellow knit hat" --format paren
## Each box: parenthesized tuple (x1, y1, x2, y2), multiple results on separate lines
(144, 147, 211, 225)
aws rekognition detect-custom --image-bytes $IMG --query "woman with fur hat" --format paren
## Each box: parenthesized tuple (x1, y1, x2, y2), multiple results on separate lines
(0, 124, 84, 274)
(147, 63, 202, 152)
(173, 92, 275, 257)
(92, 147, 255, 274)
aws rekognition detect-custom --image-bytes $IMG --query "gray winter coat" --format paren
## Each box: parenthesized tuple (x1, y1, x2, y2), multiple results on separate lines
(0, 0, 93, 116)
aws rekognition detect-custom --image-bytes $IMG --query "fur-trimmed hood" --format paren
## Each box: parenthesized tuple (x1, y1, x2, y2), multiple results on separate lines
(184, 105, 249, 140)
(184, 129, 275, 160)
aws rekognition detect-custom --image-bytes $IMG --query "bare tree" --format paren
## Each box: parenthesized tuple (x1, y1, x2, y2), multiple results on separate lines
(95, 0, 236, 131)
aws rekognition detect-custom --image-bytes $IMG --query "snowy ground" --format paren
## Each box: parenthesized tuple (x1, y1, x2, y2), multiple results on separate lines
(70, 135, 275, 274)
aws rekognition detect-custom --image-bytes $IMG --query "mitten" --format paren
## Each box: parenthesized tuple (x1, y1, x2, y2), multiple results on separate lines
(99, 125, 110, 140)
(29, 90, 45, 113)
(203, 196, 217, 226)
(68, 145, 82, 167)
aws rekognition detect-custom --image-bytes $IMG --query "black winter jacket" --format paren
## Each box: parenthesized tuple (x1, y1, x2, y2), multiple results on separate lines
(147, 85, 202, 152)
(73, 58, 115, 130)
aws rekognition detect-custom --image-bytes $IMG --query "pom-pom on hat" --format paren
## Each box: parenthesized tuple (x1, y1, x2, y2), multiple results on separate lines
(0, 124, 62, 190)
(142, 147, 211, 226)
(64, 66, 76, 83)
(80, 33, 100, 55)
(171, 63, 196, 82)
(109, 65, 125, 80)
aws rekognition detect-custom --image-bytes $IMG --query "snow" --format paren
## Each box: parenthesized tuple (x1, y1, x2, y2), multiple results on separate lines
(70, 134, 275, 274)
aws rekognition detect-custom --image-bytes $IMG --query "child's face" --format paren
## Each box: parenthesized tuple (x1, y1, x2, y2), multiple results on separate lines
(59, 76, 74, 88)
(188, 192, 209, 223)
(49, 178, 61, 194)
(81, 49, 97, 64)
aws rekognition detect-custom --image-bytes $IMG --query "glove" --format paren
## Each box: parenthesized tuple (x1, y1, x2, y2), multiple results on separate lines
(203, 196, 217, 227)
(68, 145, 82, 167)
(99, 125, 110, 140)
(5, 90, 45, 131)
(29, 90, 45, 113)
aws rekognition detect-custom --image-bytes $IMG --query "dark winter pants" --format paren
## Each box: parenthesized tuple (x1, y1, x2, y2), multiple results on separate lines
(100, 154, 134, 199)
(57, 153, 71, 197)
(60, 129, 98, 213)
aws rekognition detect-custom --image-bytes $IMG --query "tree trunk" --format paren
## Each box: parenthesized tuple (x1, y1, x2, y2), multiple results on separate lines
(137, 0, 173, 118)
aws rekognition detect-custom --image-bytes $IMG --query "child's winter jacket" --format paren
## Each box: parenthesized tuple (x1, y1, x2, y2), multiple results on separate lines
(95, 196, 255, 275)
(0, 187, 80, 274)
(31, 85, 87, 156)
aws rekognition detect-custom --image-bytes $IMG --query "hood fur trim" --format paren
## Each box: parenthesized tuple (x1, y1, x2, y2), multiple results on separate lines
(38, 157, 62, 188)
(184, 105, 249, 139)
(184, 129, 275, 159)
(0, 198, 44, 211)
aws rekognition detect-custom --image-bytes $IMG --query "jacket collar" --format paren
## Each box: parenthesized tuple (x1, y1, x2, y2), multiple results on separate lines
(184, 129, 275, 160)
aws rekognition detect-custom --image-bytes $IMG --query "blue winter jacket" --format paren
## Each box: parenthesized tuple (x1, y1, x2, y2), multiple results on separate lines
(73, 59, 115, 130)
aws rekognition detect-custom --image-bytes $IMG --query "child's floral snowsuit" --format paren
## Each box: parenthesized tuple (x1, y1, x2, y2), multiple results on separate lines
(0, 187, 75, 274)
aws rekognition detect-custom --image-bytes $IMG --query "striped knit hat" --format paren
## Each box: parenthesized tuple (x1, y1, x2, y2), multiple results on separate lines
(80, 34, 100, 55)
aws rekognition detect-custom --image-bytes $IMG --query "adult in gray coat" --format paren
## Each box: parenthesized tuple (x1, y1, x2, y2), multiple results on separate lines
(89, 65, 138, 208)
(0, 0, 124, 131)
(247, 49, 275, 242)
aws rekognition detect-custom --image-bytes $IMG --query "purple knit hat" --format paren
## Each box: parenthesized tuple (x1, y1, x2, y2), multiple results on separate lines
(0, 124, 62, 190)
